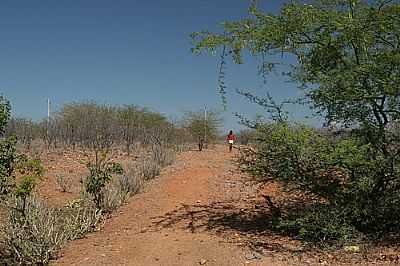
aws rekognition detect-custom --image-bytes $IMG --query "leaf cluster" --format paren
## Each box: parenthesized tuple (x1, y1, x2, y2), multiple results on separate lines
(15, 157, 45, 199)
(84, 151, 124, 210)
(241, 122, 400, 241)
(0, 97, 16, 199)
(194, 0, 400, 243)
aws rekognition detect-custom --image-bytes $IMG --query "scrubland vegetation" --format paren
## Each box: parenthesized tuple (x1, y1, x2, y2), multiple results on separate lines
(2, 0, 400, 264)
(0, 100, 216, 264)
(6, 102, 190, 153)
(193, 0, 400, 249)
(181, 109, 222, 150)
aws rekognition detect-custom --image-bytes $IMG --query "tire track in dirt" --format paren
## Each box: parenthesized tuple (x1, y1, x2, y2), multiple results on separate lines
(55, 146, 284, 266)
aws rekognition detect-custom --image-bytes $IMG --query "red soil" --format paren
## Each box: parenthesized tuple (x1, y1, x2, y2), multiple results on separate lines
(49, 146, 399, 265)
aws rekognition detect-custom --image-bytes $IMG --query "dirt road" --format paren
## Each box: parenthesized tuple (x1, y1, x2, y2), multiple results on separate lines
(55, 146, 295, 266)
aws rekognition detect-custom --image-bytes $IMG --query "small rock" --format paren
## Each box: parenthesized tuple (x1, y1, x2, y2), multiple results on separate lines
(245, 252, 263, 261)
(199, 259, 207, 265)
(344, 245, 360, 253)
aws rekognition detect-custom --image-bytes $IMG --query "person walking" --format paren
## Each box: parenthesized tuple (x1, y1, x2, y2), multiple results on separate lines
(198, 136, 204, 151)
(226, 130, 236, 152)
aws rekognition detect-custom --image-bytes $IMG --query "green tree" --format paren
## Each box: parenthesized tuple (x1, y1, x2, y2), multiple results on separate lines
(0, 96, 16, 199)
(192, 0, 400, 129)
(182, 110, 222, 150)
(14, 156, 45, 215)
(84, 151, 124, 210)
(0, 97, 44, 213)
(192, 0, 400, 238)
(117, 105, 144, 155)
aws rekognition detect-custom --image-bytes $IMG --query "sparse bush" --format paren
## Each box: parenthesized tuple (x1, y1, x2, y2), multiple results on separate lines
(0, 97, 182, 264)
(119, 164, 144, 196)
(173, 143, 191, 153)
(6, 101, 183, 151)
(1, 143, 177, 265)
(2, 197, 102, 265)
(0, 136, 16, 199)
(29, 139, 46, 157)
(237, 129, 256, 145)
(136, 145, 175, 181)
(6, 118, 40, 150)
(83, 151, 124, 210)
(55, 174, 72, 193)
(81, 145, 174, 213)
(276, 204, 360, 246)
(140, 158, 161, 180)
(0, 96, 16, 200)
(240, 122, 400, 244)
(182, 109, 222, 149)
(14, 156, 45, 215)
(62, 199, 103, 240)
(151, 144, 175, 168)
(100, 183, 125, 213)
(4, 197, 68, 265)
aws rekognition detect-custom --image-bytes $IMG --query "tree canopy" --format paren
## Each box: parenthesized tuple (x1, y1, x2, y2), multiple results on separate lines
(192, 0, 400, 128)
(192, 0, 400, 241)
(182, 109, 222, 143)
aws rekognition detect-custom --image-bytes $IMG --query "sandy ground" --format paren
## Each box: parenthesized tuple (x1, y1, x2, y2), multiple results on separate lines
(51, 146, 399, 266)
(54, 146, 296, 266)
(36, 149, 137, 207)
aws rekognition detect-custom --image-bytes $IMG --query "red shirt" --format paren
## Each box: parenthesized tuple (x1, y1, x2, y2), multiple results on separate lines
(227, 134, 236, 141)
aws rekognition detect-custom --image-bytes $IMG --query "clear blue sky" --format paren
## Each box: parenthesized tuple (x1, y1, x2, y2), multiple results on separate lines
(0, 0, 318, 131)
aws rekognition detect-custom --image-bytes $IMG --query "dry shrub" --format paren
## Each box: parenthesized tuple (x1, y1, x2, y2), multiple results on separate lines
(55, 174, 72, 193)
(98, 145, 175, 212)
(1, 144, 177, 265)
(3, 197, 67, 265)
(140, 159, 161, 180)
(28, 139, 46, 158)
(119, 164, 144, 196)
(100, 184, 125, 213)
(79, 175, 123, 214)
(151, 144, 175, 168)
(141, 145, 175, 180)
(101, 163, 145, 212)
(173, 143, 192, 153)
(2, 197, 102, 265)
(90, 163, 143, 213)
(62, 199, 103, 240)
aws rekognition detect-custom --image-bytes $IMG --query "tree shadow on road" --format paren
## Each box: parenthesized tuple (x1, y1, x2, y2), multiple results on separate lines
(149, 200, 303, 255)
(148, 197, 400, 265)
